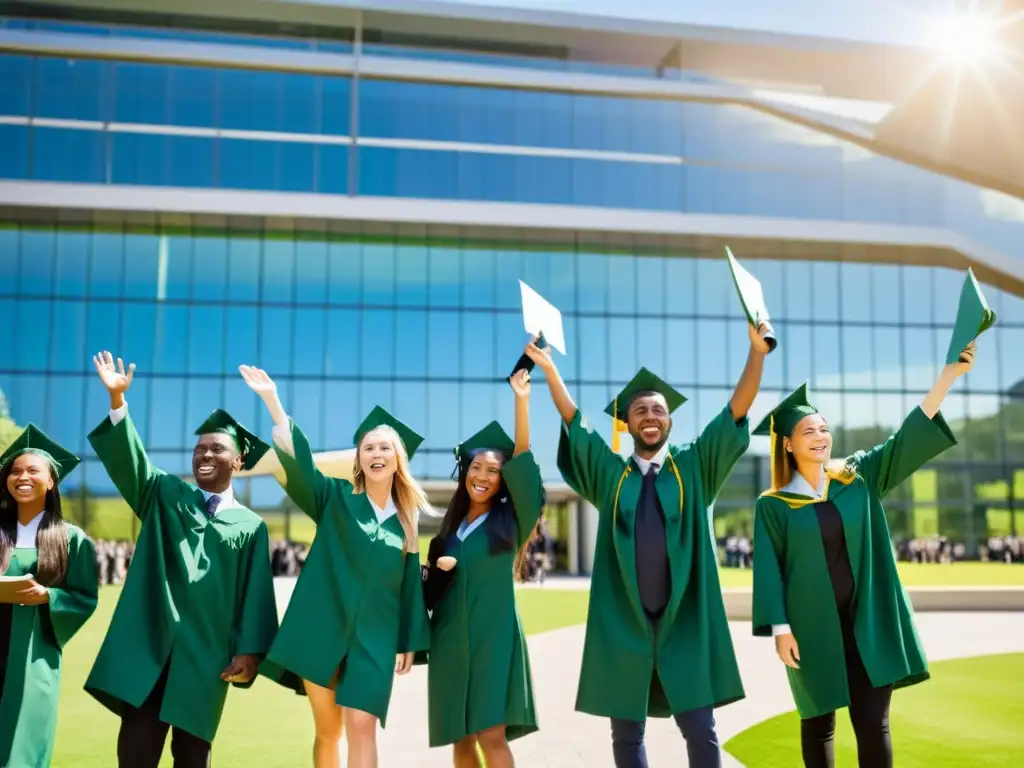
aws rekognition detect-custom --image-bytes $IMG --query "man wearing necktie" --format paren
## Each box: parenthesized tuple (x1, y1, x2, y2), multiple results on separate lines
(525, 321, 772, 768)
(83, 352, 279, 768)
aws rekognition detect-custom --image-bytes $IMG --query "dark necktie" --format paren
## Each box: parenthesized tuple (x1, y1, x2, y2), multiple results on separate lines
(635, 463, 671, 617)
(205, 494, 222, 519)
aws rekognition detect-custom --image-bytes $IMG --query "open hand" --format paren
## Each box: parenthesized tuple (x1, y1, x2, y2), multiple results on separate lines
(221, 654, 259, 684)
(395, 652, 414, 675)
(523, 337, 554, 374)
(749, 321, 773, 355)
(16, 577, 49, 606)
(775, 633, 800, 669)
(93, 351, 135, 395)
(950, 340, 976, 377)
(239, 365, 277, 398)
(436, 556, 457, 572)
(509, 368, 531, 399)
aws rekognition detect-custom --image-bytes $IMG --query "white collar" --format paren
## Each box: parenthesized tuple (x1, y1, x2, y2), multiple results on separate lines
(199, 485, 236, 513)
(16, 511, 44, 548)
(782, 473, 826, 498)
(633, 443, 670, 476)
(369, 493, 398, 524)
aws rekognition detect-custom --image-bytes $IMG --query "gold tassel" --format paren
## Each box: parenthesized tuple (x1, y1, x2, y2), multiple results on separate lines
(611, 397, 628, 453)
(768, 414, 777, 491)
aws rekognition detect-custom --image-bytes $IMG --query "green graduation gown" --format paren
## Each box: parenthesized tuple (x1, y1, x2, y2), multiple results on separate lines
(558, 405, 749, 721)
(259, 420, 430, 725)
(0, 526, 97, 768)
(752, 407, 956, 719)
(427, 451, 543, 747)
(85, 412, 279, 742)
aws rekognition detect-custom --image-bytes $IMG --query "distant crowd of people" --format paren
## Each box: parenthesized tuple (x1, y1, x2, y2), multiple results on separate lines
(270, 539, 308, 577)
(94, 539, 134, 585)
(985, 534, 1022, 563)
(720, 535, 753, 568)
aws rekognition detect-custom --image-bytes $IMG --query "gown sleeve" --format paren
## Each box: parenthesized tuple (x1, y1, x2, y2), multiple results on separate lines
(46, 526, 99, 648)
(88, 409, 166, 520)
(694, 404, 751, 504)
(230, 522, 279, 688)
(273, 418, 335, 524)
(502, 450, 545, 548)
(397, 551, 431, 664)
(848, 407, 958, 500)
(556, 409, 623, 507)
(751, 499, 789, 638)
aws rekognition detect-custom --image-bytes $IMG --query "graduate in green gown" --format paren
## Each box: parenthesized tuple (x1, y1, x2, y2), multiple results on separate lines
(85, 352, 279, 768)
(240, 365, 431, 768)
(425, 368, 544, 764)
(751, 342, 977, 768)
(0, 425, 98, 768)
(524, 322, 773, 768)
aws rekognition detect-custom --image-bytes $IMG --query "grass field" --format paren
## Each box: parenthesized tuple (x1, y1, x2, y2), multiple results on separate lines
(50, 585, 591, 767)
(715, 562, 1024, 588)
(725, 653, 1024, 767)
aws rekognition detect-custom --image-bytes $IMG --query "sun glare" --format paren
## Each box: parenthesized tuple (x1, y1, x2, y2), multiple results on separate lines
(928, 11, 999, 63)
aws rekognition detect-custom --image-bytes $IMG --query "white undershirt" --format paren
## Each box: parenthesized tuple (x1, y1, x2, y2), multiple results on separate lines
(15, 511, 43, 548)
(632, 443, 669, 476)
(110, 403, 238, 514)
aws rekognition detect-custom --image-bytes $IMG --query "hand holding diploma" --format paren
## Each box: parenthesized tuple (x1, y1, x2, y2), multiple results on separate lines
(0, 575, 49, 605)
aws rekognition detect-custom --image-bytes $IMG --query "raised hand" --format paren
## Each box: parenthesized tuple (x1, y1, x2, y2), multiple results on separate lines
(93, 351, 135, 408)
(951, 340, 976, 378)
(239, 365, 277, 398)
(523, 337, 554, 375)
(509, 368, 531, 399)
(749, 321, 773, 355)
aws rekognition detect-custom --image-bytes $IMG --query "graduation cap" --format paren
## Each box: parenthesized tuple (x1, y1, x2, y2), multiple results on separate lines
(353, 406, 424, 460)
(604, 368, 687, 453)
(752, 383, 820, 489)
(452, 421, 514, 478)
(508, 281, 566, 381)
(945, 267, 996, 364)
(0, 423, 80, 482)
(725, 246, 777, 352)
(194, 409, 270, 472)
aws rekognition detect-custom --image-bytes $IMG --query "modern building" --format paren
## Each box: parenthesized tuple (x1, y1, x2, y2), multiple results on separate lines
(1, 0, 1022, 570)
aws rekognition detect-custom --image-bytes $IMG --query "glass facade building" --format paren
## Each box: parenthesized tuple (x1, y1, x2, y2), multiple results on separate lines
(1, 5, 1022, 558)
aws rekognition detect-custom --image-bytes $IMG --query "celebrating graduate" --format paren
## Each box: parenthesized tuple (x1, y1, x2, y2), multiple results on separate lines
(525, 322, 772, 768)
(240, 365, 430, 768)
(0, 425, 98, 768)
(85, 352, 278, 768)
(751, 342, 976, 768)
(425, 368, 544, 766)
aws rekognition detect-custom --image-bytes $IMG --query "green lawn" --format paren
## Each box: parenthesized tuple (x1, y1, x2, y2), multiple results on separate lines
(725, 653, 1024, 767)
(715, 562, 1024, 588)
(50, 585, 590, 767)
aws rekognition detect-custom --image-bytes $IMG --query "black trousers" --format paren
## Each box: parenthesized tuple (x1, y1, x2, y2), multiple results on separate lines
(800, 622, 893, 768)
(117, 664, 212, 768)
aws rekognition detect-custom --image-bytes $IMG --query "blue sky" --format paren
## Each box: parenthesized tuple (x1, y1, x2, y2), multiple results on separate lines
(444, 0, 982, 45)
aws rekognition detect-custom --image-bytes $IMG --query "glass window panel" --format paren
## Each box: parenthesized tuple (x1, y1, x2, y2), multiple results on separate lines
(320, 76, 350, 136)
(88, 230, 124, 299)
(295, 238, 328, 305)
(871, 264, 901, 323)
(228, 235, 261, 303)
(394, 309, 428, 378)
(577, 316, 607, 383)
(427, 310, 461, 378)
(54, 229, 88, 297)
(161, 235, 192, 301)
(814, 324, 842, 391)
(360, 308, 395, 378)
(262, 238, 295, 303)
(901, 265, 932, 324)
(122, 230, 161, 300)
(872, 327, 903, 390)
(693, 388, 733, 447)
(932, 267, 965, 326)
(327, 239, 360, 305)
(839, 263, 873, 323)
(461, 247, 497, 310)
(120, 303, 157, 371)
(608, 318, 636, 382)
(0, 55, 32, 114)
(395, 243, 428, 307)
(461, 311, 495, 381)
(111, 133, 168, 186)
(357, 145, 396, 196)
(46, 377, 86, 456)
(292, 308, 326, 377)
(576, 253, 608, 314)
(607, 254, 636, 315)
(219, 70, 279, 131)
(113, 62, 169, 124)
(493, 247, 522, 311)
(168, 66, 217, 128)
(50, 300, 88, 372)
(277, 142, 315, 193)
(812, 263, 840, 321)
(842, 324, 874, 391)
(966, 393, 1001, 463)
(665, 318, 696, 385)
(190, 234, 228, 302)
(494, 310, 525, 380)
(290, 380, 324, 450)
(225, 306, 259, 372)
(31, 127, 104, 183)
(459, 381, 499, 451)
(324, 309, 360, 376)
(321, 379, 359, 446)
(785, 323, 813, 390)
(0, 126, 30, 179)
(998, 327, 1024, 390)
(148, 377, 186, 450)
(260, 308, 293, 370)
(219, 139, 275, 191)
(151, 305, 188, 374)
(0, 299, 13, 347)
(513, 155, 572, 205)
(726, 318, 752, 384)
(426, 381, 460, 477)
(187, 306, 225, 375)
(3, 374, 46, 428)
(783, 262, 813, 321)
(317, 144, 350, 195)
(361, 241, 395, 305)
(278, 73, 316, 134)
(697, 319, 729, 387)
(185, 378, 223, 435)
(697, 252, 739, 317)
(359, 378, 394, 425)
(35, 57, 107, 120)
(664, 255, 696, 317)
(167, 136, 216, 188)
(635, 256, 665, 317)
(429, 246, 461, 308)
(14, 227, 49, 296)
(903, 327, 936, 391)
(636, 318, 665, 378)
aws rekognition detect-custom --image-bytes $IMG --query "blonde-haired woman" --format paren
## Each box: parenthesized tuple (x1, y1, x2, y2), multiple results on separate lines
(240, 366, 430, 768)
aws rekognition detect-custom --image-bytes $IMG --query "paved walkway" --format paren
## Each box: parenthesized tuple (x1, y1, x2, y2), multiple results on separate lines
(272, 580, 1024, 766)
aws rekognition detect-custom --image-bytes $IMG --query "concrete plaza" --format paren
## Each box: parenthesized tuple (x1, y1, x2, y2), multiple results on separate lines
(273, 579, 1024, 766)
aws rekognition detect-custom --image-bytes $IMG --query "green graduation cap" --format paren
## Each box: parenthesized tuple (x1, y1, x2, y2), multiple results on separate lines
(0, 423, 80, 482)
(604, 368, 687, 452)
(455, 421, 515, 463)
(945, 267, 996, 364)
(353, 406, 424, 460)
(194, 409, 270, 471)
(752, 382, 818, 438)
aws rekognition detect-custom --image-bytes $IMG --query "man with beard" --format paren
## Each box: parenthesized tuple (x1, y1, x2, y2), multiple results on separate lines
(524, 322, 771, 768)
(84, 351, 278, 768)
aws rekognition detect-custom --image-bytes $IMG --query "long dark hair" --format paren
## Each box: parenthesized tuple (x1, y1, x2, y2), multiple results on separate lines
(434, 448, 539, 581)
(0, 451, 69, 586)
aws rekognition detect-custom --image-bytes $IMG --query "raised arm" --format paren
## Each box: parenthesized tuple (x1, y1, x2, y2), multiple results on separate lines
(240, 365, 331, 523)
(510, 368, 531, 456)
(524, 338, 577, 425)
(87, 351, 164, 518)
(506, 368, 545, 540)
(728, 321, 772, 422)
(852, 345, 974, 499)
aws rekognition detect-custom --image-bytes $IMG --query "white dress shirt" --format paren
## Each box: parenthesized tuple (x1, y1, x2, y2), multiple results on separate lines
(16, 511, 43, 547)
(632, 443, 669, 476)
